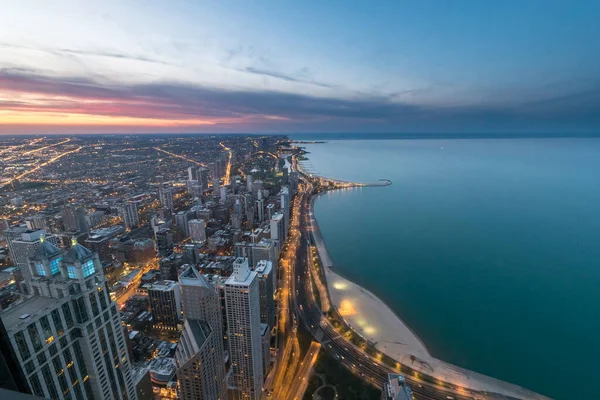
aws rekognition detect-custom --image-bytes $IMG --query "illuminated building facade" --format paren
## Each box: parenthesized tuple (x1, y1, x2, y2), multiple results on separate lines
(0, 239, 137, 400)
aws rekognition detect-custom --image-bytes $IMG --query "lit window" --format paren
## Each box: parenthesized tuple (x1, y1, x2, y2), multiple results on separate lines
(82, 260, 95, 278)
(50, 257, 62, 275)
(67, 265, 78, 279)
(35, 262, 47, 277)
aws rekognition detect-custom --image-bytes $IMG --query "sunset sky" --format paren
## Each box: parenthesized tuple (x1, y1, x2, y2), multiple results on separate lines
(1, 0, 599, 135)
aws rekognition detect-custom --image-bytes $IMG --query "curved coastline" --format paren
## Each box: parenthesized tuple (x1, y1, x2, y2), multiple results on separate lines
(309, 188, 552, 400)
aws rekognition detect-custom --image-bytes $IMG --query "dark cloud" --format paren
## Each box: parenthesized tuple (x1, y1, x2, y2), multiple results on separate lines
(1, 69, 599, 133)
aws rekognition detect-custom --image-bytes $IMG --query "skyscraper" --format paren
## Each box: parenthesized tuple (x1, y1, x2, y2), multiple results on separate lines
(62, 206, 89, 233)
(256, 260, 274, 330)
(224, 258, 263, 400)
(148, 281, 181, 331)
(187, 166, 198, 181)
(188, 219, 206, 244)
(158, 188, 174, 213)
(0, 238, 137, 400)
(120, 203, 139, 230)
(176, 266, 227, 400)
(246, 174, 253, 192)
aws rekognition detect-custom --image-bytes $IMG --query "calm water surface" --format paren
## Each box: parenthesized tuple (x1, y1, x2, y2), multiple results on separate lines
(300, 139, 600, 400)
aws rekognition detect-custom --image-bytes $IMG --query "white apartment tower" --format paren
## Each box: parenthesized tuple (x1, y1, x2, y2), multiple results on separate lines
(176, 266, 228, 400)
(224, 257, 263, 400)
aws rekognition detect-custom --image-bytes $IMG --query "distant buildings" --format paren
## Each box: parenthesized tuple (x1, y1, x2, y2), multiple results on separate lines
(148, 280, 181, 330)
(381, 374, 412, 400)
(225, 257, 263, 400)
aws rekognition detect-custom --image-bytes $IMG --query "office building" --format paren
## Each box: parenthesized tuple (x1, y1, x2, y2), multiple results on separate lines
(186, 180, 203, 198)
(246, 174, 253, 192)
(187, 166, 198, 182)
(175, 266, 227, 400)
(175, 210, 194, 237)
(199, 167, 210, 190)
(265, 204, 275, 221)
(25, 216, 46, 231)
(224, 258, 263, 400)
(220, 186, 228, 203)
(0, 239, 137, 400)
(148, 280, 181, 330)
(62, 206, 89, 233)
(120, 203, 139, 230)
(256, 260, 274, 329)
(155, 229, 174, 258)
(158, 188, 174, 213)
(255, 199, 264, 223)
(85, 226, 124, 264)
(269, 213, 285, 243)
(188, 219, 206, 244)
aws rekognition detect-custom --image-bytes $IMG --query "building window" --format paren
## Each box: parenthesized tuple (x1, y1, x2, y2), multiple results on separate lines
(82, 260, 95, 278)
(27, 323, 42, 352)
(14, 331, 30, 360)
(29, 373, 45, 397)
(67, 265, 78, 279)
(35, 262, 47, 277)
(51, 309, 64, 336)
(62, 303, 74, 327)
(50, 257, 62, 275)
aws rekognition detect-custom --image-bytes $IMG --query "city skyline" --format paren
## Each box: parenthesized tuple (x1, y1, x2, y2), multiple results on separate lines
(1, 0, 599, 135)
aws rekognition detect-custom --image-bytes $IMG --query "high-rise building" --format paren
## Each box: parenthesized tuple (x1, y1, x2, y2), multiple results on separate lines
(199, 167, 210, 190)
(148, 280, 181, 330)
(155, 229, 174, 258)
(120, 203, 139, 230)
(265, 204, 275, 221)
(220, 186, 228, 203)
(0, 238, 137, 400)
(269, 213, 285, 243)
(224, 257, 263, 400)
(381, 374, 412, 400)
(187, 166, 198, 181)
(175, 210, 194, 237)
(0, 318, 30, 394)
(0, 219, 10, 239)
(188, 219, 206, 244)
(256, 260, 274, 330)
(255, 199, 264, 223)
(25, 216, 46, 231)
(246, 174, 253, 193)
(186, 180, 203, 198)
(158, 188, 174, 213)
(176, 266, 227, 400)
(62, 206, 89, 233)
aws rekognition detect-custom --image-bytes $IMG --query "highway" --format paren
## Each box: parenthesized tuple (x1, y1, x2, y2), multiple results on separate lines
(153, 146, 207, 167)
(289, 169, 527, 400)
(2, 146, 83, 185)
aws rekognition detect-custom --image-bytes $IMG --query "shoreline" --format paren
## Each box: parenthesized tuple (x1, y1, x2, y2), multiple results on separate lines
(309, 192, 431, 357)
(308, 189, 552, 400)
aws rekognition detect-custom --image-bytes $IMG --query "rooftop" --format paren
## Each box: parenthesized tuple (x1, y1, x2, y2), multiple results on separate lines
(149, 280, 179, 291)
(1, 295, 65, 331)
